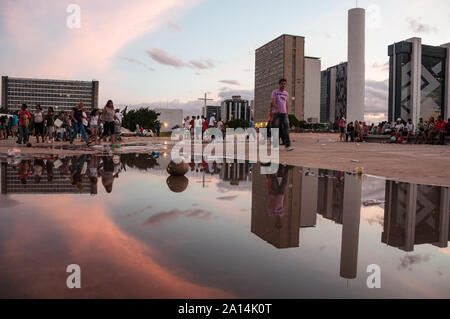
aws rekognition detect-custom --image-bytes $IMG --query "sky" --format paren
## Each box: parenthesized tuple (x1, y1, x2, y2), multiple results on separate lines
(0, 0, 449, 121)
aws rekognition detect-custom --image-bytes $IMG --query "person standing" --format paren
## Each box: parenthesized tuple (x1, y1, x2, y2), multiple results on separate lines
(12, 112, 19, 138)
(33, 104, 45, 143)
(102, 100, 120, 148)
(271, 79, 293, 151)
(339, 117, 346, 142)
(17, 104, 31, 144)
(70, 102, 90, 146)
(114, 108, 123, 141)
(89, 109, 100, 145)
(156, 122, 161, 137)
(209, 113, 216, 128)
(46, 107, 56, 143)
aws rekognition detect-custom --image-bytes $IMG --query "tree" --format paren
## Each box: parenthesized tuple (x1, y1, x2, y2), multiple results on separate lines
(122, 108, 160, 132)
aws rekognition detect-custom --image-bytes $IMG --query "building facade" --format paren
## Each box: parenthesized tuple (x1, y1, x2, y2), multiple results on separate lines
(220, 96, 251, 122)
(320, 62, 348, 124)
(388, 39, 450, 124)
(1, 76, 99, 113)
(304, 57, 322, 123)
(254, 34, 305, 123)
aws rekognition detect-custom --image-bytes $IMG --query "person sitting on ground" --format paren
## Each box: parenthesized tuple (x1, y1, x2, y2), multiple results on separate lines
(435, 116, 447, 145)
(346, 122, 355, 142)
(405, 118, 415, 142)
(415, 118, 425, 144)
(426, 117, 436, 144)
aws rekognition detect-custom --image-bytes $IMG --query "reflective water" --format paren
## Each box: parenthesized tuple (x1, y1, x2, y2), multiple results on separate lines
(0, 153, 449, 298)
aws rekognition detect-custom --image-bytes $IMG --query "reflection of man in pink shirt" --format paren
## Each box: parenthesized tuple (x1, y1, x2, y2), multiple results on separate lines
(266, 165, 290, 228)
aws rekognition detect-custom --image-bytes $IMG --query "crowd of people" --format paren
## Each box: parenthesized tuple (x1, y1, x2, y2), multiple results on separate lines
(1, 100, 124, 148)
(338, 116, 450, 145)
(182, 113, 225, 139)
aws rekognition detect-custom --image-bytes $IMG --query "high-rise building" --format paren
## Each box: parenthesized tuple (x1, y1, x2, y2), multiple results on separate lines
(204, 105, 222, 121)
(1, 76, 99, 113)
(220, 96, 251, 121)
(254, 34, 305, 123)
(388, 39, 450, 124)
(347, 8, 366, 123)
(304, 57, 322, 123)
(320, 62, 348, 124)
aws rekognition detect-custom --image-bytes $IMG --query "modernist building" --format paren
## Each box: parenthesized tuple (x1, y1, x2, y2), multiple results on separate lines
(204, 105, 222, 121)
(320, 62, 348, 124)
(254, 34, 305, 123)
(304, 57, 322, 123)
(220, 96, 251, 122)
(1, 76, 99, 113)
(154, 108, 183, 132)
(388, 39, 450, 124)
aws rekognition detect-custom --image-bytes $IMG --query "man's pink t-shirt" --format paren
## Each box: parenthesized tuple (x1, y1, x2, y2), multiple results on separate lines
(271, 89, 289, 114)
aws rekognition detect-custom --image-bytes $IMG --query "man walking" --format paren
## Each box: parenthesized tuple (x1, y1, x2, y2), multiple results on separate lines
(271, 79, 293, 151)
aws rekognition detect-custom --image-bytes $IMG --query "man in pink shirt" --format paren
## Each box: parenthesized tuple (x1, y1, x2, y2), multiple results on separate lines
(271, 79, 293, 151)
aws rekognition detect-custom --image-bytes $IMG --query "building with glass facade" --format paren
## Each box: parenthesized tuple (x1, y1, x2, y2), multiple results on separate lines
(388, 38, 450, 124)
(320, 62, 348, 125)
(1, 76, 99, 113)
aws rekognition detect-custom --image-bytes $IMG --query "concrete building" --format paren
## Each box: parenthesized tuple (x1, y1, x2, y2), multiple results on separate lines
(304, 57, 322, 123)
(1, 76, 99, 113)
(347, 8, 366, 123)
(320, 62, 348, 124)
(154, 108, 183, 132)
(221, 96, 251, 122)
(388, 38, 450, 124)
(254, 34, 305, 124)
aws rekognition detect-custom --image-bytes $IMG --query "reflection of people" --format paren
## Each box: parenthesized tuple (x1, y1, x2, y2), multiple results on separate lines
(88, 155, 100, 195)
(18, 160, 31, 184)
(33, 158, 44, 184)
(101, 156, 116, 193)
(70, 155, 87, 192)
(266, 165, 289, 229)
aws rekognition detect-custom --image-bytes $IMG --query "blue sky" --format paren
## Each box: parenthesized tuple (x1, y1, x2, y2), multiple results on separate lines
(0, 0, 449, 119)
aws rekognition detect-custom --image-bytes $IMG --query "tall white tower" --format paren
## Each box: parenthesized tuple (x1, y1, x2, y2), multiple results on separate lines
(347, 8, 366, 123)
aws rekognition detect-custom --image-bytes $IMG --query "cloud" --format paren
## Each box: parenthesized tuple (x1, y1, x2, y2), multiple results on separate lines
(371, 62, 389, 72)
(146, 48, 215, 70)
(218, 88, 254, 101)
(365, 79, 388, 120)
(398, 254, 431, 271)
(144, 209, 212, 228)
(167, 21, 182, 32)
(120, 57, 155, 72)
(0, 0, 202, 78)
(146, 48, 186, 69)
(219, 80, 241, 86)
(407, 17, 437, 34)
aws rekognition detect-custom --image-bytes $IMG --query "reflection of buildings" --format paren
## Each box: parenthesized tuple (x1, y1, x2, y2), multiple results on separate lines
(220, 161, 252, 186)
(388, 39, 450, 123)
(251, 166, 363, 279)
(382, 181, 450, 251)
(1, 160, 90, 194)
(250, 165, 318, 249)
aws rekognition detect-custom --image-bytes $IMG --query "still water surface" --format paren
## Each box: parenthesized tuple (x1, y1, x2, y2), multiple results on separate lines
(0, 153, 449, 298)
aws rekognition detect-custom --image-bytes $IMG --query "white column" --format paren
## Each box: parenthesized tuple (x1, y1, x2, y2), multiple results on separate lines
(347, 8, 365, 123)
(340, 173, 362, 279)
(436, 187, 449, 248)
(407, 37, 422, 123)
(441, 43, 450, 119)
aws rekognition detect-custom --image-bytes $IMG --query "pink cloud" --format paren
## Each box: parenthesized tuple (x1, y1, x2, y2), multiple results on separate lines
(0, 0, 202, 78)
